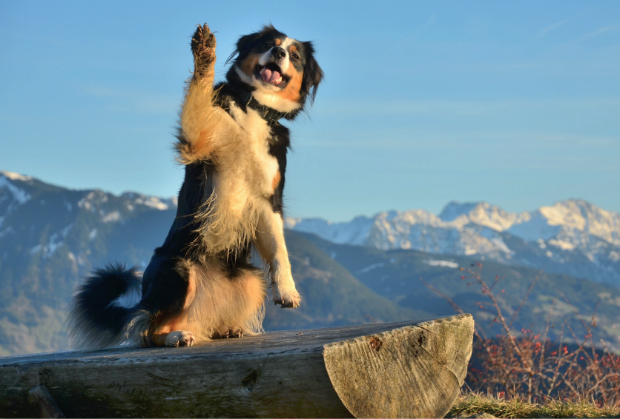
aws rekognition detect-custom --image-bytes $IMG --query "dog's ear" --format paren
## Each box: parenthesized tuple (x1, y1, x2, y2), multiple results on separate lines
(227, 33, 256, 64)
(227, 25, 280, 64)
(301, 41, 324, 105)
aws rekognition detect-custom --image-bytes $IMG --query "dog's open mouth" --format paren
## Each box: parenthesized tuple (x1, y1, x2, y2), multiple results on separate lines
(256, 63, 289, 88)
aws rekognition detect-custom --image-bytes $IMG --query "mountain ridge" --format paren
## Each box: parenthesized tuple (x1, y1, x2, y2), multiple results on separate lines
(286, 199, 620, 286)
(2, 170, 619, 357)
(0, 170, 419, 356)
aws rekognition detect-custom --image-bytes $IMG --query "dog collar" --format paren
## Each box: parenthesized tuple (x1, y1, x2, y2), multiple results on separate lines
(240, 91, 289, 124)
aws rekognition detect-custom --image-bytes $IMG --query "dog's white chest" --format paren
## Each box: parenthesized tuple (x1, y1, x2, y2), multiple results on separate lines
(228, 104, 280, 196)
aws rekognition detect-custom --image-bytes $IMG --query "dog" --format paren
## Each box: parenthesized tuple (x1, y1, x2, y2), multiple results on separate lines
(68, 23, 323, 348)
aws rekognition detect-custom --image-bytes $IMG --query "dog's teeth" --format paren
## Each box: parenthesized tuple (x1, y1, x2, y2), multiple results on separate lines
(276, 77, 282, 83)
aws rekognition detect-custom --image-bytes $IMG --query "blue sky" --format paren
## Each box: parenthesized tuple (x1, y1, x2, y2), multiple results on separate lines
(1, 1, 619, 221)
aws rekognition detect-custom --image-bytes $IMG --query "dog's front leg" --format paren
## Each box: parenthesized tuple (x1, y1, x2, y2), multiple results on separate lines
(255, 210, 301, 308)
(177, 23, 223, 164)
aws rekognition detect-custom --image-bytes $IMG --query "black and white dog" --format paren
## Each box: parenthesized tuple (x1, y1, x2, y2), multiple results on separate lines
(68, 24, 323, 348)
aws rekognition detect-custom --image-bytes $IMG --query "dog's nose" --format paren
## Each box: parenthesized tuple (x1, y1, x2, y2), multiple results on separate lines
(272, 47, 286, 60)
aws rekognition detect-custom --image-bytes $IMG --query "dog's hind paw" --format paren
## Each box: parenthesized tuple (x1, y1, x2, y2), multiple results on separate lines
(164, 330, 195, 347)
(212, 328, 244, 339)
(191, 23, 216, 76)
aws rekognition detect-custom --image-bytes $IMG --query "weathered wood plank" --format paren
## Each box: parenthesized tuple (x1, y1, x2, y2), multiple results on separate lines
(0, 314, 473, 418)
(28, 385, 66, 418)
(324, 314, 474, 418)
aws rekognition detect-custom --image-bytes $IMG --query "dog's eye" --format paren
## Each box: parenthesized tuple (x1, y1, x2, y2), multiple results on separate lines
(291, 52, 300, 60)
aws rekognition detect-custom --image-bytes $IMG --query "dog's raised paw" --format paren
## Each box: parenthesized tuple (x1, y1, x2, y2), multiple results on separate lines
(164, 330, 195, 347)
(191, 23, 216, 75)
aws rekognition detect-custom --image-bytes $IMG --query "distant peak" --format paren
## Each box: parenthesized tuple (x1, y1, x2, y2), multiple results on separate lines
(553, 198, 597, 209)
(0, 171, 32, 182)
(438, 201, 487, 221)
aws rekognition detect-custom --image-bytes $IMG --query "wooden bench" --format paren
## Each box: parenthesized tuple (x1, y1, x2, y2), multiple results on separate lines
(0, 314, 474, 418)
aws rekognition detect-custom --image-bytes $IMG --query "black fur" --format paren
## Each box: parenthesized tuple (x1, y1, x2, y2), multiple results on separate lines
(226, 25, 324, 119)
(68, 263, 141, 346)
(69, 24, 322, 348)
(268, 123, 291, 214)
(140, 163, 211, 317)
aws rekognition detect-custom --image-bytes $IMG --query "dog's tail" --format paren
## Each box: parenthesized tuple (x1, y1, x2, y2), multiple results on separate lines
(68, 263, 148, 349)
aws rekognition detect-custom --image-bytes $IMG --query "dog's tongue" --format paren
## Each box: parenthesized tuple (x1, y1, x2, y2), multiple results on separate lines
(261, 68, 282, 84)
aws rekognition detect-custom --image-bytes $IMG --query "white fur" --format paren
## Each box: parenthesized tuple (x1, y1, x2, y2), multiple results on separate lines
(258, 37, 293, 73)
(234, 67, 302, 113)
(109, 286, 142, 309)
(186, 100, 301, 308)
(255, 209, 301, 308)
(178, 27, 303, 317)
(190, 104, 283, 255)
(228, 103, 280, 194)
(251, 88, 303, 113)
(165, 330, 195, 347)
(185, 261, 265, 342)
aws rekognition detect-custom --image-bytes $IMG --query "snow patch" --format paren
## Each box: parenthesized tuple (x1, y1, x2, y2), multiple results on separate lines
(30, 224, 73, 257)
(548, 239, 575, 251)
(490, 237, 514, 255)
(357, 263, 384, 274)
(102, 211, 122, 223)
(1, 171, 32, 181)
(0, 175, 31, 205)
(78, 191, 119, 212)
(135, 196, 170, 210)
(285, 216, 373, 246)
(425, 259, 459, 269)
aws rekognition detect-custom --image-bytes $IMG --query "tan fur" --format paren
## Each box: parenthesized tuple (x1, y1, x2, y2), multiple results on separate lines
(240, 54, 261, 78)
(186, 261, 265, 341)
(128, 258, 265, 346)
(255, 209, 301, 307)
(182, 94, 284, 257)
(178, 38, 279, 255)
(275, 67, 303, 103)
(177, 81, 234, 165)
(162, 25, 301, 346)
(272, 171, 281, 191)
(68, 25, 309, 351)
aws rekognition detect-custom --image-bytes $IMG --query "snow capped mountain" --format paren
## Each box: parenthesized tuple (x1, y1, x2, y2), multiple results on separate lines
(0, 170, 177, 262)
(286, 199, 620, 286)
(1, 171, 427, 355)
(0, 170, 183, 354)
(2, 169, 619, 286)
(0, 172, 32, 230)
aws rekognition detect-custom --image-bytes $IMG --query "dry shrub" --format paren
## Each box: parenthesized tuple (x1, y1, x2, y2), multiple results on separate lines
(422, 263, 620, 406)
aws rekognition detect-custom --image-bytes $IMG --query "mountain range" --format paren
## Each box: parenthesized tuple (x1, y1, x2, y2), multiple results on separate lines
(285, 200, 620, 287)
(1, 170, 619, 356)
(0, 171, 419, 355)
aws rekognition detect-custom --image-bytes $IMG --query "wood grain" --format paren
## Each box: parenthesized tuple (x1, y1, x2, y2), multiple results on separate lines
(0, 315, 473, 418)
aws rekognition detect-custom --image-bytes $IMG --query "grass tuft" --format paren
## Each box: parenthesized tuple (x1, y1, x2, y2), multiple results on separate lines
(448, 392, 620, 418)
